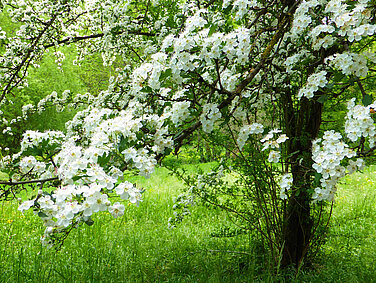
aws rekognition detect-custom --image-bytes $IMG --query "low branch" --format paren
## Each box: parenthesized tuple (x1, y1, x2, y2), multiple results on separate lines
(356, 78, 370, 100)
(357, 145, 376, 157)
(0, 177, 58, 186)
(1, 14, 59, 101)
(43, 30, 155, 49)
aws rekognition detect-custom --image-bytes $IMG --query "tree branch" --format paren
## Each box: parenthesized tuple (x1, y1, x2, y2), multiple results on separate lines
(43, 30, 156, 49)
(173, 12, 293, 155)
(0, 177, 58, 186)
(1, 14, 59, 101)
(356, 78, 371, 100)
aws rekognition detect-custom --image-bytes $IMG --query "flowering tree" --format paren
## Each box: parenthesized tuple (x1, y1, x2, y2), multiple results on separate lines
(1, 0, 376, 268)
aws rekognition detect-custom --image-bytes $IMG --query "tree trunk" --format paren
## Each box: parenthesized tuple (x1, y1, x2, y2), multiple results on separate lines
(281, 97, 323, 267)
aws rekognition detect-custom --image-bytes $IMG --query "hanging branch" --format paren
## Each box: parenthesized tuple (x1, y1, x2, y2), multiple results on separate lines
(0, 177, 58, 186)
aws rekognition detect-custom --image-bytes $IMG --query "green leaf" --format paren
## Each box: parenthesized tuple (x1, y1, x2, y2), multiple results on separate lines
(159, 68, 172, 81)
(38, 211, 49, 218)
(85, 218, 94, 226)
(140, 86, 153, 93)
(220, 112, 231, 126)
(118, 135, 127, 152)
(110, 26, 121, 35)
(166, 16, 175, 28)
(362, 94, 373, 106)
(72, 175, 81, 182)
(29, 147, 43, 156)
(317, 95, 328, 104)
(208, 24, 218, 37)
(223, 4, 233, 14)
(72, 175, 89, 182)
(325, 82, 335, 90)
(313, 173, 322, 187)
(97, 153, 111, 166)
(332, 72, 345, 82)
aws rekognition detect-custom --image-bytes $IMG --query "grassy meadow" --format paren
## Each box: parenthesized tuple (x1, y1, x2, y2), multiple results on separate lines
(1, 162, 376, 282)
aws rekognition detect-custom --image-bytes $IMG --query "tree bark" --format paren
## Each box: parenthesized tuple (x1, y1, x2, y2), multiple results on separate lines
(281, 97, 323, 267)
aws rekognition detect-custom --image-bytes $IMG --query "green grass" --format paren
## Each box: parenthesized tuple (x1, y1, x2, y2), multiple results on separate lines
(295, 166, 376, 282)
(0, 165, 256, 282)
(1, 164, 376, 282)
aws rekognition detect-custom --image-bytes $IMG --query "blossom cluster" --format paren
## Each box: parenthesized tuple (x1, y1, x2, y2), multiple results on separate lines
(237, 123, 264, 150)
(20, 130, 65, 153)
(298, 71, 328, 99)
(14, 102, 175, 244)
(291, 0, 376, 99)
(19, 156, 46, 175)
(15, 129, 145, 246)
(145, 12, 254, 96)
(290, 0, 321, 39)
(19, 179, 141, 246)
(261, 129, 289, 163)
(311, 130, 363, 202)
(279, 174, 293, 200)
(284, 50, 311, 74)
(291, 0, 376, 45)
(200, 103, 222, 133)
(168, 101, 191, 125)
(345, 98, 376, 146)
(223, 0, 260, 21)
(54, 51, 66, 70)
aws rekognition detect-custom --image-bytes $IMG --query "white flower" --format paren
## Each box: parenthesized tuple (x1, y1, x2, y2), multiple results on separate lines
(268, 151, 280, 163)
(122, 147, 137, 161)
(312, 187, 325, 202)
(115, 183, 142, 205)
(109, 202, 125, 218)
(279, 173, 293, 200)
(280, 174, 293, 189)
(298, 71, 328, 99)
(276, 134, 289, 144)
(56, 208, 74, 227)
(38, 195, 55, 210)
(249, 123, 264, 134)
(86, 192, 110, 213)
(18, 200, 34, 212)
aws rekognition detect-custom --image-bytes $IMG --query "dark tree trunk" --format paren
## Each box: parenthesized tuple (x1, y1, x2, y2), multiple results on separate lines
(281, 97, 323, 267)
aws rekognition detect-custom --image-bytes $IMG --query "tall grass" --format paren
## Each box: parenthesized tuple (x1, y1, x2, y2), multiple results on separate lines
(1, 164, 376, 282)
(0, 165, 255, 282)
